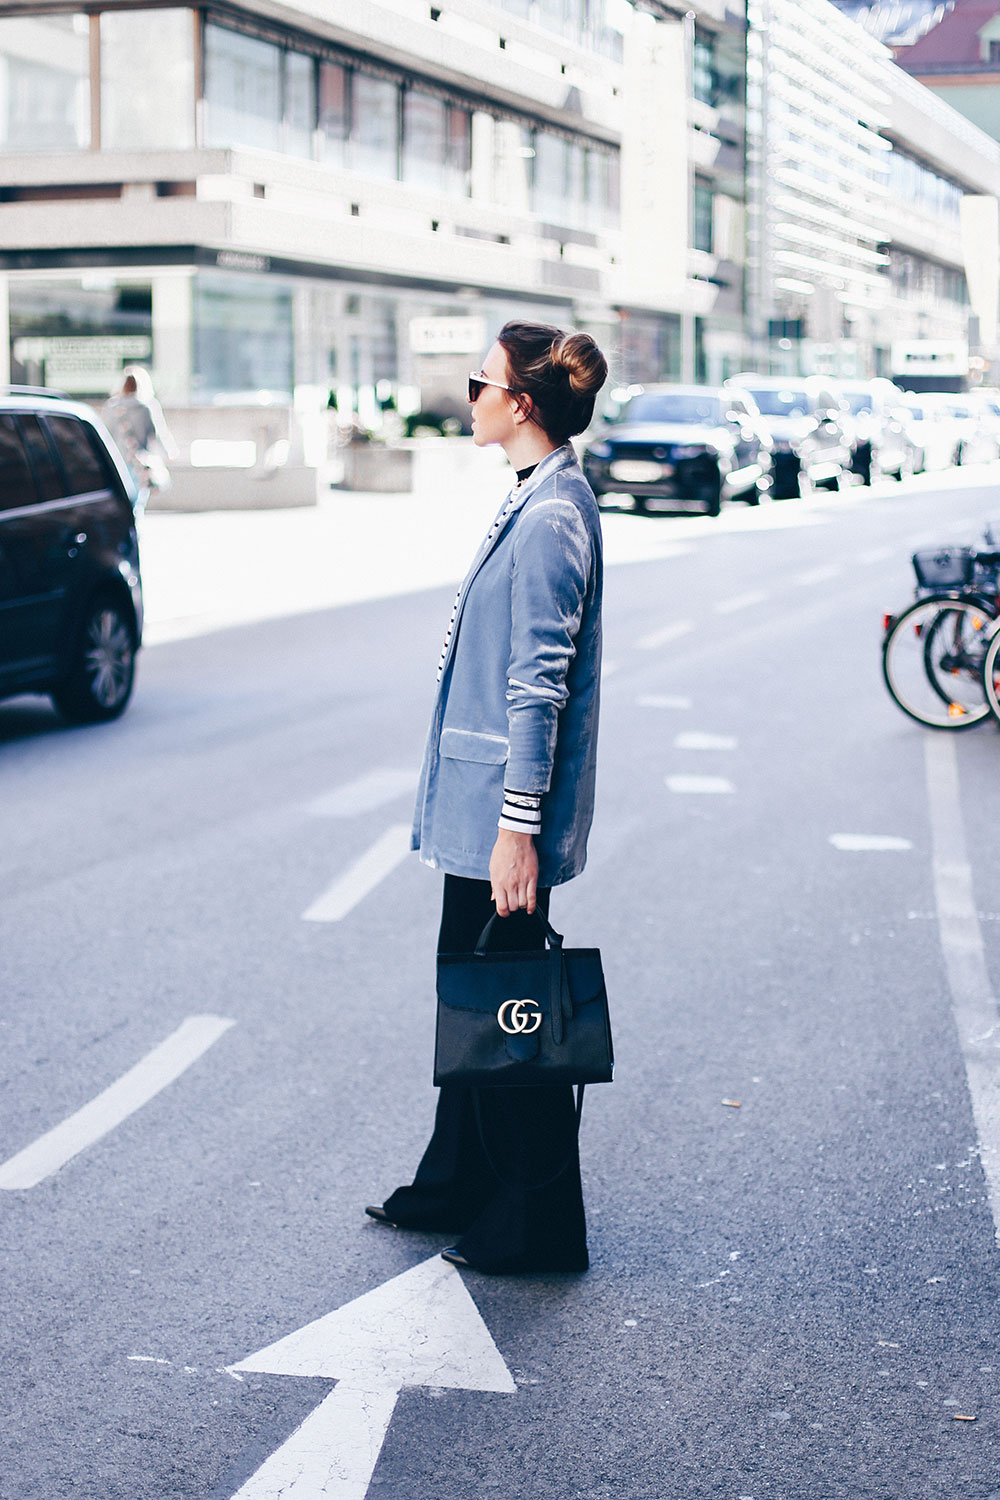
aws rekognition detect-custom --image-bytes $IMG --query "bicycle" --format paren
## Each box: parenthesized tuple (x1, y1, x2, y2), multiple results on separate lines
(881, 541, 1000, 730)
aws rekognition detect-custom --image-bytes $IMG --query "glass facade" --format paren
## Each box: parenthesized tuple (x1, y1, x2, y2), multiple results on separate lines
(101, 9, 195, 151)
(193, 273, 294, 400)
(0, 13, 91, 152)
(531, 129, 619, 229)
(204, 25, 283, 152)
(888, 147, 964, 224)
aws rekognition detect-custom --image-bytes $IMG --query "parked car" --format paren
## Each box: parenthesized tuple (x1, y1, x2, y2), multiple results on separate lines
(0, 386, 143, 723)
(936, 394, 1000, 466)
(896, 393, 955, 473)
(832, 378, 920, 483)
(724, 375, 851, 498)
(581, 384, 773, 516)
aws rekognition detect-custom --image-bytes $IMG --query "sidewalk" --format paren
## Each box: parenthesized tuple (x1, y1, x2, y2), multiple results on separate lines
(138, 473, 843, 647)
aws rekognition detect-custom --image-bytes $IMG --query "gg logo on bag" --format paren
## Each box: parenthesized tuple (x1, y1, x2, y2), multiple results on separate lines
(496, 998, 542, 1035)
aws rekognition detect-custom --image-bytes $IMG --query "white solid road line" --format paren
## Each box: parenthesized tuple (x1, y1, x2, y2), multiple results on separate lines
(0, 1015, 235, 1191)
(635, 620, 695, 651)
(303, 824, 412, 923)
(309, 770, 416, 819)
(925, 736, 1000, 1244)
(714, 590, 769, 615)
(829, 834, 913, 852)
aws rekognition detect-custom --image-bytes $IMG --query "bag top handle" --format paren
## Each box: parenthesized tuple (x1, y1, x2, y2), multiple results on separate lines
(474, 908, 564, 956)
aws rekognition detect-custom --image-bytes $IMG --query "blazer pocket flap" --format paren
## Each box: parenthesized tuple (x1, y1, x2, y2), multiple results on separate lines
(440, 728, 509, 765)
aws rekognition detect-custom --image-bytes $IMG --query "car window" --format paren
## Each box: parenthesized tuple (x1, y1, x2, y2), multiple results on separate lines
(744, 388, 808, 417)
(18, 414, 66, 503)
(619, 393, 723, 425)
(841, 392, 873, 415)
(44, 415, 110, 495)
(0, 414, 37, 511)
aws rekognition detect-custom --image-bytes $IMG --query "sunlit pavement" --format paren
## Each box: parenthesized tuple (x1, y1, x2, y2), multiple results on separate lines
(138, 462, 1000, 647)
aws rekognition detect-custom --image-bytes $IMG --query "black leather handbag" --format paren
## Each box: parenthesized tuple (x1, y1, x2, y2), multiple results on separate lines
(433, 911, 614, 1088)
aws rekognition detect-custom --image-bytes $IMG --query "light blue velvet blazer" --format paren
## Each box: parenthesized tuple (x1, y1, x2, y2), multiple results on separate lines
(411, 443, 603, 887)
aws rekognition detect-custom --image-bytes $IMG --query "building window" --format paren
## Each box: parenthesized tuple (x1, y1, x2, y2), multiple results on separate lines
(319, 61, 349, 167)
(402, 88, 448, 191)
(351, 72, 400, 179)
(990, 39, 1000, 63)
(284, 51, 316, 159)
(101, 9, 195, 151)
(692, 28, 716, 108)
(0, 13, 91, 152)
(204, 24, 282, 152)
(693, 175, 714, 253)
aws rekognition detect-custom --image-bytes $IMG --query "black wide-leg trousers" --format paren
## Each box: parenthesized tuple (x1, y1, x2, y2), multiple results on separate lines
(382, 874, 588, 1272)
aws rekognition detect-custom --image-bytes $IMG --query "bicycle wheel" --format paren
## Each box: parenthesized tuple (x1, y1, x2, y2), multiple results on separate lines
(983, 625, 1000, 723)
(882, 596, 996, 729)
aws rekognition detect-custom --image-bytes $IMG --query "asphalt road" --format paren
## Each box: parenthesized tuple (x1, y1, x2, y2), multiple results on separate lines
(3, 470, 1000, 1500)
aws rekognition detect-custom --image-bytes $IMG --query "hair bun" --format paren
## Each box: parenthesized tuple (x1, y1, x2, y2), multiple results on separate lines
(550, 331, 608, 398)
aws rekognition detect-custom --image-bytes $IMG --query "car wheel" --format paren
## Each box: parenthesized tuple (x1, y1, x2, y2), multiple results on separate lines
(52, 592, 137, 725)
(703, 483, 722, 517)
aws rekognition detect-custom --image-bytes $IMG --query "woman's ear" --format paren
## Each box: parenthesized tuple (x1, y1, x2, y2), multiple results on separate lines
(510, 392, 534, 427)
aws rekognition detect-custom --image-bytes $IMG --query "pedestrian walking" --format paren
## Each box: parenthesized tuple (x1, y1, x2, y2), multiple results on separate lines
(102, 366, 177, 513)
(367, 320, 608, 1274)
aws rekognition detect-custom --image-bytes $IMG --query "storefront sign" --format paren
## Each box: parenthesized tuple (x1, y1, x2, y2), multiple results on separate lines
(890, 341, 969, 379)
(409, 316, 486, 355)
(12, 335, 152, 394)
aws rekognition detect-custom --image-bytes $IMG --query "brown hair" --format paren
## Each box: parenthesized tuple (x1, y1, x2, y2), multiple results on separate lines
(497, 321, 608, 445)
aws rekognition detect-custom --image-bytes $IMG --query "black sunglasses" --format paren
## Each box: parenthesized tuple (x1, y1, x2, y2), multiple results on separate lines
(468, 372, 512, 404)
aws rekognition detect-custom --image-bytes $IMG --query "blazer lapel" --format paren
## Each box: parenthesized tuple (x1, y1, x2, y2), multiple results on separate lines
(436, 445, 578, 684)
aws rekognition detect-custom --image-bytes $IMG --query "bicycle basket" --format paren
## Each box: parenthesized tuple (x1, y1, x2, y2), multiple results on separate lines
(912, 546, 975, 589)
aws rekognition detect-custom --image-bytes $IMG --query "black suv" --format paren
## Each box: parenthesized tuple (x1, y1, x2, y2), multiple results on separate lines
(0, 388, 143, 723)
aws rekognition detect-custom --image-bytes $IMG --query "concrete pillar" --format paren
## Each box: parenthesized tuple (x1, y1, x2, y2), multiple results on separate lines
(151, 271, 192, 405)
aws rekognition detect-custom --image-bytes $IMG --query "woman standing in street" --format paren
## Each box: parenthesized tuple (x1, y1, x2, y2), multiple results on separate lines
(367, 320, 608, 1274)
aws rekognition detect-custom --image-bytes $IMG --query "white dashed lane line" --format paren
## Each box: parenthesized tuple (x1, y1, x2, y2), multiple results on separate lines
(0, 1015, 235, 1191)
(793, 564, 841, 587)
(309, 770, 415, 818)
(303, 823, 412, 923)
(829, 834, 913, 852)
(637, 694, 692, 709)
(666, 775, 735, 795)
(674, 732, 738, 751)
(714, 590, 769, 615)
(635, 620, 696, 651)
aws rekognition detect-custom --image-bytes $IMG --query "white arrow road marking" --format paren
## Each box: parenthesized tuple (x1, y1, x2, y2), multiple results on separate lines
(925, 735, 1000, 1243)
(303, 824, 411, 923)
(636, 694, 692, 710)
(309, 771, 415, 819)
(0, 1015, 234, 1191)
(635, 619, 695, 651)
(674, 732, 738, 751)
(714, 590, 769, 615)
(666, 775, 735, 795)
(829, 834, 913, 852)
(228, 1256, 515, 1499)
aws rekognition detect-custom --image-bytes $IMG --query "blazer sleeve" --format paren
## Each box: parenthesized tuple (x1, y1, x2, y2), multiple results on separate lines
(504, 494, 592, 795)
